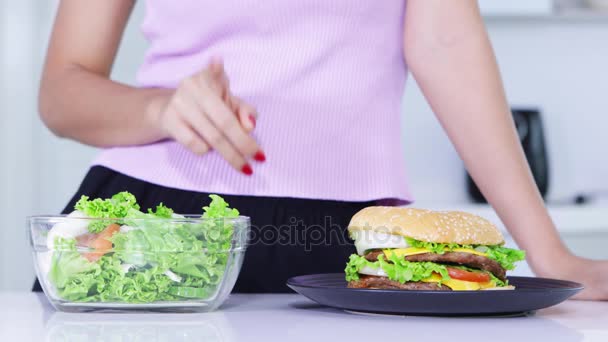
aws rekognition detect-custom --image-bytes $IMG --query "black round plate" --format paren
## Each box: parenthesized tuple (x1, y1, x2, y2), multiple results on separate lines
(286, 273, 583, 316)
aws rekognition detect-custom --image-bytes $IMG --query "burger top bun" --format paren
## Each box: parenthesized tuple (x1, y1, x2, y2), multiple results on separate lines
(348, 207, 504, 246)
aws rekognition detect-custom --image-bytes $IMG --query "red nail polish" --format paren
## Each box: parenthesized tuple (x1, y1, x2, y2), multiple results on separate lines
(253, 150, 266, 162)
(241, 164, 253, 176)
(249, 114, 256, 127)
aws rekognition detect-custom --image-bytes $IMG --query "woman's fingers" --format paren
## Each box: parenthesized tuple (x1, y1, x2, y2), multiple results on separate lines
(206, 59, 258, 132)
(172, 94, 251, 174)
(208, 57, 225, 78)
(208, 58, 230, 100)
(177, 79, 260, 173)
(231, 96, 258, 133)
(223, 96, 264, 161)
(164, 107, 210, 155)
(181, 104, 252, 174)
(188, 80, 261, 157)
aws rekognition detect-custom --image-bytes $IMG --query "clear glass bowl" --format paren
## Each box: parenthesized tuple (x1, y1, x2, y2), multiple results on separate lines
(28, 215, 249, 313)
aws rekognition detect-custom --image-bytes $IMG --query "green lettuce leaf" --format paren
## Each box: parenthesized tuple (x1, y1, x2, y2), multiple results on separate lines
(48, 238, 100, 291)
(185, 193, 239, 254)
(148, 203, 174, 218)
(203, 194, 240, 218)
(404, 237, 471, 254)
(345, 253, 450, 284)
(115, 207, 204, 268)
(485, 246, 526, 271)
(488, 272, 507, 287)
(404, 237, 526, 270)
(167, 194, 239, 285)
(110, 229, 149, 266)
(94, 257, 176, 303)
(52, 253, 182, 303)
(75, 191, 140, 233)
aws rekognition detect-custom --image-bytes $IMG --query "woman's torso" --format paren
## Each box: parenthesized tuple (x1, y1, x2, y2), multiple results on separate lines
(94, 0, 412, 203)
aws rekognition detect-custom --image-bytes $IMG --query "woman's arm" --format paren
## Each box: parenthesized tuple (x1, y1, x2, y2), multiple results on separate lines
(404, 0, 608, 300)
(39, 0, 166, 146)
(40, 0, 263, 173)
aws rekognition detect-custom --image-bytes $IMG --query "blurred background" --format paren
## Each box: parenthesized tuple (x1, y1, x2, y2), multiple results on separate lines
(1, 0, 607, 290)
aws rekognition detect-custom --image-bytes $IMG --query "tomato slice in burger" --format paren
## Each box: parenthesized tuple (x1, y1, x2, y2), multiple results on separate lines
(447, 267, 491, 283)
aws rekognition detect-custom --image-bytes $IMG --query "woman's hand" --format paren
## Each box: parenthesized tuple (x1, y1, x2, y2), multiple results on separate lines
(534, 252, 608, 301)
(148, 59, 264, 175)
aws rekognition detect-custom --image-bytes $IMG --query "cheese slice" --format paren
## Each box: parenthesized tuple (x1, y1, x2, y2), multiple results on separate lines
(422, 274, 495, 291)
(383, 247, 430, 258)
(452, 248, 487, 256)
(383, 247, 487, 259)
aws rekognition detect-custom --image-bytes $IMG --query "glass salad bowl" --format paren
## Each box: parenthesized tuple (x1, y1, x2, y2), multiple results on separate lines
(28, 214, 249, 313)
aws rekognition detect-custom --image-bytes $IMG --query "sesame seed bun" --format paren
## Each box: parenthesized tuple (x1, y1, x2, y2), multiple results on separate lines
(348, 207, 504, 246)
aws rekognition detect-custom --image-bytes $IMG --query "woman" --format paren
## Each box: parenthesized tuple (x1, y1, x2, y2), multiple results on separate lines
(37, 0, 607, 298)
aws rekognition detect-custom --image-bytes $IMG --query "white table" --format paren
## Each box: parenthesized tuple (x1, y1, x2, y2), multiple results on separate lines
(1, 293, 607, 341)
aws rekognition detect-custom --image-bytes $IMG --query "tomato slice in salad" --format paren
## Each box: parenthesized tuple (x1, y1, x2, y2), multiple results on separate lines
(75, 233, 97, 247)
(81, 223, 120, 262)
(447, 267, 491, 283)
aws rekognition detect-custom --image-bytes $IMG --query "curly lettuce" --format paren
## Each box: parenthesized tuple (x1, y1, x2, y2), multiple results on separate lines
(148, 203, 174, 218)
(75, 191, 140, 233)
(50, 251, 206, 303)
(485, 246, 526, 271)
(48, 238, 100, 299)
(404, 237, 525, 270)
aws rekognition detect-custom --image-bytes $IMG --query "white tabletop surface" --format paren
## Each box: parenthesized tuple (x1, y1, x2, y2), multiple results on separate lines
(0, 292, 607, 342)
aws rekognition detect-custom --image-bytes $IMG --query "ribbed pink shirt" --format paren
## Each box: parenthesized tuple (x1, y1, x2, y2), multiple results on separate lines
(93, 0, 413, 203)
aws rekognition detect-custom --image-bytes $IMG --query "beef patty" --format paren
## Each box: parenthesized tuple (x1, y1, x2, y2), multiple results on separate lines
(365, 250, 506, 281)
(348, 275, 451, 291)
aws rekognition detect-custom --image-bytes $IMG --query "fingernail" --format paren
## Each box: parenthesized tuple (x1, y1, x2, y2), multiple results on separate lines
(253, 150, 266, 162)
(249, 114, 256, 127)
(241, 164, 253, 176)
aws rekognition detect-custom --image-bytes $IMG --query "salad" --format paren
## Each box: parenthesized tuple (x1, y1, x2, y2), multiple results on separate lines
(42, 192, 241, 303)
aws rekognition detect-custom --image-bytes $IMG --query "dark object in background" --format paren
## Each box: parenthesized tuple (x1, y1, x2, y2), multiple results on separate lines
(467, 108, 549, 203)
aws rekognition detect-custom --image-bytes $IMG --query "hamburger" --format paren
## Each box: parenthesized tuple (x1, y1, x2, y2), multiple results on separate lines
(345, 207, 526, 291)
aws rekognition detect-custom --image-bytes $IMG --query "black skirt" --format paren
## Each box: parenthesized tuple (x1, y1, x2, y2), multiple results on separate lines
(33, 166, 374, 293)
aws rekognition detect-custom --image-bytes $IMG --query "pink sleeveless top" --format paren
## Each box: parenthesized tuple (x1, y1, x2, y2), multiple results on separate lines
(93, 0, 413, 203)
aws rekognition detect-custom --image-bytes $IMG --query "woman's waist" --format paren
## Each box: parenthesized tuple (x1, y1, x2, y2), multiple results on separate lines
(92, 137, 410, 201)
(94, 134, 405, 175)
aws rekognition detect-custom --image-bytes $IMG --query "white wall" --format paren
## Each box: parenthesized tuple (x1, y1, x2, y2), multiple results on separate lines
(1, 3, 607, 290)
(0, 0, 43, 291)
